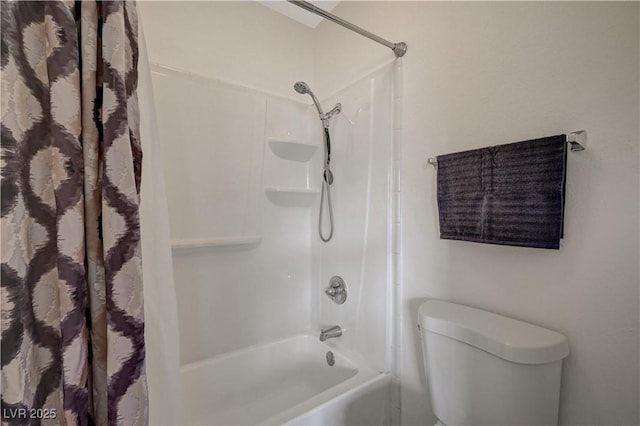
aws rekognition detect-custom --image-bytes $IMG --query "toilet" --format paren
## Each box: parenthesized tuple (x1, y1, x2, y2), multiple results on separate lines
(418, 300, 570, 426)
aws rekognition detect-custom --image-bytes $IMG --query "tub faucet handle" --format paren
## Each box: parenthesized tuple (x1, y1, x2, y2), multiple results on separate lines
(325, 287, 343, 296)
(325, 276, 347, 304)
(320, 325, 342, 342)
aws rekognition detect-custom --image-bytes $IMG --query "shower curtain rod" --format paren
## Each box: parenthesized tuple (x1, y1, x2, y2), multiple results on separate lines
(287, 0, 407, 58)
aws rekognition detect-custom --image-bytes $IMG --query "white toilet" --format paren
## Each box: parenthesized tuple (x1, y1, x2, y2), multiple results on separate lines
(418, 300, 570, 426)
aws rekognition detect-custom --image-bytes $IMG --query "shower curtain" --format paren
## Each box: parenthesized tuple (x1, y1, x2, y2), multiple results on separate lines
(1, 1, 148, 424)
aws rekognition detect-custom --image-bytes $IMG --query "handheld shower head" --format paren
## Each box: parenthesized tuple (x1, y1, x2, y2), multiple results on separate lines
(294, 81, 310, 95)
(293, 80, 341, 242)
(293, 81, 324, 118)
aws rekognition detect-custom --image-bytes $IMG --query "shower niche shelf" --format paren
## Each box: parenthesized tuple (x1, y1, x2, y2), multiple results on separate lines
(268, 138, 318, 162)
(264, 186, 319, 207)
(171, 236, 262, 253)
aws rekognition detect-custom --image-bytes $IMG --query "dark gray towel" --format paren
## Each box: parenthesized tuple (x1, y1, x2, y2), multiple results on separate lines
(436, 135, 567, 249)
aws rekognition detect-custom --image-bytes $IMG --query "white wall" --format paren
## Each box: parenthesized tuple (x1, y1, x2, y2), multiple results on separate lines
(314, 2, 639, 425)
(139, 1, 314, 97)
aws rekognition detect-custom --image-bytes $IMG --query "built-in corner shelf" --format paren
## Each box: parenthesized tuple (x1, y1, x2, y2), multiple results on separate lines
(268, 138, 318, 162)
(264, 186, 319, 207)
(171, 236, 262, 253)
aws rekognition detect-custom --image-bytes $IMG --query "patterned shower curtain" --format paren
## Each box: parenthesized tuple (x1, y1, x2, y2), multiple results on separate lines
(1, 1, 147, 425)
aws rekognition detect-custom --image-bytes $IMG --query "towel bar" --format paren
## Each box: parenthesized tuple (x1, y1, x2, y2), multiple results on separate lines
(426, 130, 586, 168)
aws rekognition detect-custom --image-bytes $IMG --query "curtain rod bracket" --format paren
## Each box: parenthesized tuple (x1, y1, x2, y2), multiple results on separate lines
(393, 42, 407, 58)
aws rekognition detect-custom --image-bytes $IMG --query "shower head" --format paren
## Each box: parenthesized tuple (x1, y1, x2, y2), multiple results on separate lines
(294, 81, 310, 95)
(293, 81, 324, 118)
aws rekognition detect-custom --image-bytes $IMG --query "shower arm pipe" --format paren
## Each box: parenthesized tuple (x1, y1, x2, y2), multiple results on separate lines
(287, 0, 407, 58)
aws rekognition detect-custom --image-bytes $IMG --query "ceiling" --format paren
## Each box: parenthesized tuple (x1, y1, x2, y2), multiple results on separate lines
(256, 1, 341, 28)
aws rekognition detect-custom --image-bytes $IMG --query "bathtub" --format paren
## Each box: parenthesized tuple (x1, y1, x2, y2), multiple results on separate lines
(180, 334, 391, 425)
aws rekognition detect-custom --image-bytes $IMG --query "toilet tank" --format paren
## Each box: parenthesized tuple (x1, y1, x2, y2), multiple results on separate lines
(418, 300, 569, 426)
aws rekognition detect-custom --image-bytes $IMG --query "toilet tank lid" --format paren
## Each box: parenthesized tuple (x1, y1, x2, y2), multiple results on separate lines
(418, 300, 569, 364)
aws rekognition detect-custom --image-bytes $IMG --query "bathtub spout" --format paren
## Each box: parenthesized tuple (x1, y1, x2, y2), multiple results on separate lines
(320, 325, 342, 342)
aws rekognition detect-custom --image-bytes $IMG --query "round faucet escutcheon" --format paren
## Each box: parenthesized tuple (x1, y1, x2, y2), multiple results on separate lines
(325, 276, 347, 304)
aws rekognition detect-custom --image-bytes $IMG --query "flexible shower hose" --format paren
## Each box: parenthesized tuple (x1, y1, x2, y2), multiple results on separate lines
(319, 127, 334, 242)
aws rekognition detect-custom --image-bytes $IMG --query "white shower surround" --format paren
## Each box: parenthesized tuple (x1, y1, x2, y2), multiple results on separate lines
(149, 59, 401, 424)
(310, 61, 398, 374)
(152, 64, 314, 364)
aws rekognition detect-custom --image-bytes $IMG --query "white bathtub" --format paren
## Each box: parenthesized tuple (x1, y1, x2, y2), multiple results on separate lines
(180, 334, 391, 425)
